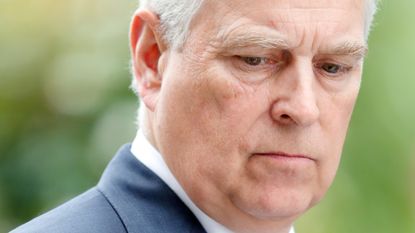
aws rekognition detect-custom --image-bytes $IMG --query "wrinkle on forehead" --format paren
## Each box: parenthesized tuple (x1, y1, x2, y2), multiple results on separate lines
(193, 0, 366, 56)
(204, 0, 364, 23)
(213, 24, 290, 50)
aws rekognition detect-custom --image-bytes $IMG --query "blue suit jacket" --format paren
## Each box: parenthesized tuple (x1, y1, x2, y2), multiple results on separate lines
(11, 144, 207, 233)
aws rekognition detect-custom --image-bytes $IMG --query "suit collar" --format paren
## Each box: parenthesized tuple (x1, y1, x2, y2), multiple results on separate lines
(131, 131, 234, 233)
(98, 144, 206, 233)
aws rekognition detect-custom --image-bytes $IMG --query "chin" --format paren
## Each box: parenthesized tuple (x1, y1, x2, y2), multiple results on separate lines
(234, 187, 317, 221)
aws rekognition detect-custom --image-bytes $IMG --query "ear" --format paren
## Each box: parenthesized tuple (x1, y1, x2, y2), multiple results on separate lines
(130, 9, 167, 112)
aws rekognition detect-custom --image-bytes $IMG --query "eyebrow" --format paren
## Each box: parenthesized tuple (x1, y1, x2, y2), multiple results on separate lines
(215, 29, 290, 50)
(322, 41, 368, 59)
(214, 27, 368, 59)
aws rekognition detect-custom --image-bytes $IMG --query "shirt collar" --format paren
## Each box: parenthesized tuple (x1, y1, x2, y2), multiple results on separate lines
(130, 130, 295, 233)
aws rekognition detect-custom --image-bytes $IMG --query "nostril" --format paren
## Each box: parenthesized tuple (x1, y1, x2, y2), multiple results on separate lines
(280, 114, 290, 119)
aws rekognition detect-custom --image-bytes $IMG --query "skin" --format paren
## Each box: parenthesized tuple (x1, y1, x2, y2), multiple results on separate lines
(130, 0, 367, 232)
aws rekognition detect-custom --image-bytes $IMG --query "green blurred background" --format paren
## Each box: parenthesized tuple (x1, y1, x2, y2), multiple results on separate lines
(0, 0, 414, 232)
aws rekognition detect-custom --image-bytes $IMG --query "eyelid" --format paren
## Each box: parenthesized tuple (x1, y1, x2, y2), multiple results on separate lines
(220, 45, 287, 56)
(314, 54, 363, 65)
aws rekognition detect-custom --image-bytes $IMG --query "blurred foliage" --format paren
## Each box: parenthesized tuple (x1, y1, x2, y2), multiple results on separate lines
(0, 0, 138, 231)
(0, 0, 414, 232)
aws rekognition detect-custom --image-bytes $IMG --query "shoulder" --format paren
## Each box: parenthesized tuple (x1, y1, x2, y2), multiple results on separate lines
(10, 188, 126, 233)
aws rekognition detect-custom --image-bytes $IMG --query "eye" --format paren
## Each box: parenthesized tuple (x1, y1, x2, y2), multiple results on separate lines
(229, 55, 284, 79)
(228, 55, 285, 83)
(321, 63, 341, 74)
(240, 56, 270, 66)
(315, 61, 353, 78)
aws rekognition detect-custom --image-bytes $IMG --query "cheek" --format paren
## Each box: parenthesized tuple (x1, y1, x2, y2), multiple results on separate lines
(197, 67, 268, 135)
(329, 91, 358, 136)
(320, 75, 360, 142)
(157, 63, 268, 166)
(314, 87, 359, 198)
(186, 69, 272, 177)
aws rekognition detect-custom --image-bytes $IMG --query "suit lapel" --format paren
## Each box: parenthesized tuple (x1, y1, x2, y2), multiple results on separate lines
(98, 144, 207, 233)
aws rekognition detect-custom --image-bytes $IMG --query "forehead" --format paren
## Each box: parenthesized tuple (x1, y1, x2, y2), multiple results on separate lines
(189, 0, 366, 51)
(200, 0, 365, 21)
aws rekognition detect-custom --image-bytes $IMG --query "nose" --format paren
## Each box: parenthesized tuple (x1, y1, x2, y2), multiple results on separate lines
(270, 61, 320, 127)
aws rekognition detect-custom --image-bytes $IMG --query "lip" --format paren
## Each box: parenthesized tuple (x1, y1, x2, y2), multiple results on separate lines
(253, 152, 315, 162)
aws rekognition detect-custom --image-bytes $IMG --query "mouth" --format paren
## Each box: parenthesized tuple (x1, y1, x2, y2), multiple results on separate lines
(253, 152, 315, 162)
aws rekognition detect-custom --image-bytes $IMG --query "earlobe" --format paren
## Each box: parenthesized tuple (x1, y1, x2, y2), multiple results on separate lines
(130, 9, 167, 112)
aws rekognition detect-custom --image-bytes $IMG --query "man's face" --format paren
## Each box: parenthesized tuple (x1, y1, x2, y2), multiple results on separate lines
(151, 0, 366, 230)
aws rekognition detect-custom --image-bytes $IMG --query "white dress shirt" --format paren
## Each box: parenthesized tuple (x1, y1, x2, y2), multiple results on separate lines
(130, 130, 295, 233)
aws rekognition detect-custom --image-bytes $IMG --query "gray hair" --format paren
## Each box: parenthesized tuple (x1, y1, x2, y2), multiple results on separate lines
(139, 0, 203, 49)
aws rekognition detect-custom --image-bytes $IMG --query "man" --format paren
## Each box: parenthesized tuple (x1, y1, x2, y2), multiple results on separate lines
(11, 0, 378, 232)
